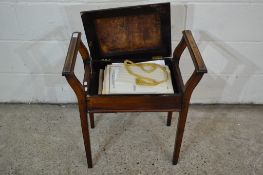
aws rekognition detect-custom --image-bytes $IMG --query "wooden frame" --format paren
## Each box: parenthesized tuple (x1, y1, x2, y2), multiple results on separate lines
(62, 30, 207, 168)
(81, 3, 171, 61)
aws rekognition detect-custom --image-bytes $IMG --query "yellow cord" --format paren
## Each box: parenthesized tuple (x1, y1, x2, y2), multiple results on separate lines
(124, 59, 168, 86)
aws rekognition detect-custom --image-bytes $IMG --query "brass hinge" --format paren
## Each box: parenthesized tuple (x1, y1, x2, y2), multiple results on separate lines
(101, 58, 111, 61)
(152, 56, 163, 60)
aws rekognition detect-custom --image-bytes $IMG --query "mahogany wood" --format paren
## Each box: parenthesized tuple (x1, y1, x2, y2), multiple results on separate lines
(81, 3, 171, 61)
(167, 112, 173, 126)
(172, 30, 207, 164)
(62, 32, 93, 168)
(89, 112, 95, 129)
(87, 95, 181, 112)
(62, 29, 207, 168)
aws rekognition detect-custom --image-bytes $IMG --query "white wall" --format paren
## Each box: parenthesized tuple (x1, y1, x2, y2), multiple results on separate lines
(0, 0, 263, 104)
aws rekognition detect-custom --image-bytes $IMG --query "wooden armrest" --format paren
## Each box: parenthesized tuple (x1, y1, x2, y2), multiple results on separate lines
(173, 30, 207, 100)
(183, 30, 207, 74)
(62, 32, 91, 100)
(173, 30, 208, 74)
(62, 32, 82, 76)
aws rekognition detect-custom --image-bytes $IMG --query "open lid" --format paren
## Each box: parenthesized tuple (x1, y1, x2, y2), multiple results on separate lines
(81, 3, 171, 61)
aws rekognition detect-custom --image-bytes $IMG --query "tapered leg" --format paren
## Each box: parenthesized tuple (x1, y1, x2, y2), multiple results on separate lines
(173, 103, 190, 165)
(78, 103, 93, 168)
(89, 112, 95, 128)
(167, 112, 173, 126)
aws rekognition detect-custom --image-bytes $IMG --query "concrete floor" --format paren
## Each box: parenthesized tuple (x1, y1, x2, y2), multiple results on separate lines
(0, 104, 262, 175)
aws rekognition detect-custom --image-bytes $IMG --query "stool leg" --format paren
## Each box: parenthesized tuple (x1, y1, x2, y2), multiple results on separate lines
(78, 103, 93, 168)
(167, 112, 173, 126)
(89, 112, 95, 128)
(172, 103, 189, 165)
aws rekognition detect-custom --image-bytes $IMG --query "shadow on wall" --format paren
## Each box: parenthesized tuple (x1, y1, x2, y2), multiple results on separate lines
(184, 5, 260, 103)
(11, 3, 259, 103)
(196, 31, 259, 103)
(13, 27, 83, 103)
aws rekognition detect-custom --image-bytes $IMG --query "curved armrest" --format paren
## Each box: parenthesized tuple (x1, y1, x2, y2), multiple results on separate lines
(62, 32, 91, 100)
(183, 30, 207, 74)
(62, 32, 82, 76)
(173, 30, 207, 101)
(173, 30, 207, 74)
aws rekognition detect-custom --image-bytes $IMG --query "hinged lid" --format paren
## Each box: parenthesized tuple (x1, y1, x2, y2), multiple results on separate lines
(81, 3, 171, 61)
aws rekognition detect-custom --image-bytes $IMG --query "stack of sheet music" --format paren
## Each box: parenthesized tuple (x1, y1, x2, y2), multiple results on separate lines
(98, 60, 174, 94)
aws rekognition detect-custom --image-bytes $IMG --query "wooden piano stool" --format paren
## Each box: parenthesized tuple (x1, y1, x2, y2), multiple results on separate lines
(62, 3, 207, 168)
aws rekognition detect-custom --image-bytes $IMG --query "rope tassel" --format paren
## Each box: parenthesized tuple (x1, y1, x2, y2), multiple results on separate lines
(124, 60, 169, 86)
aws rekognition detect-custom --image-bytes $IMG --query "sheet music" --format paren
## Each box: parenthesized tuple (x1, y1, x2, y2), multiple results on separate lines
(102, 60, 174, 94)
